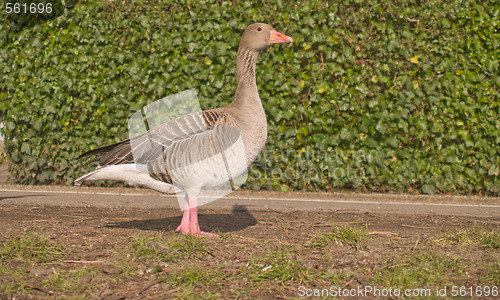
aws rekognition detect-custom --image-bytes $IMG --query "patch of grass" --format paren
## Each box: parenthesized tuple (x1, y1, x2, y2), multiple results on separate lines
(480, 256, 500, 285)
(248, 246, 313, 283)
(311, 224, 370, 250)
(172, 285, 221, 299)
(372, 250, 464, 288)
(134, 266, 226, 299)
(0, 276, 31, 295)
(440, 225, 499, 249)
(0, 258, 6, 274)
(318, 269, 351, 285)
(0, 259, 28, 295)
(0, 230, 64, 263)
(169, 266, 224, 287)
(41, 266, 100, 294)
(478, 229, 500, 249)
(130, 234, 209, 263)
(42, 267, 69, 291)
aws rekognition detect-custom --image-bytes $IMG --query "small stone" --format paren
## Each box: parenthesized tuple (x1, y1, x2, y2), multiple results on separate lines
(137, 264, 147, 275)
(29, 268, 53, 276)
(146, 241, 170, 252)
(146, 265, 162, 274)
(78, 275, 92, 285)
(101, 265, 122, 275)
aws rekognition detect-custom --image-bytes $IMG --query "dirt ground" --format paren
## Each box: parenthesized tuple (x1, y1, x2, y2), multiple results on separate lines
(0, 202, 498, 299)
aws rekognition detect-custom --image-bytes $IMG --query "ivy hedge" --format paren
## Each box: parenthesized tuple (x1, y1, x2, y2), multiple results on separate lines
(0, 0, 498, 195)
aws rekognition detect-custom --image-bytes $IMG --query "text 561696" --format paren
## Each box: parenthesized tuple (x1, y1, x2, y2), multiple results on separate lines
(5, 2, 52, 14)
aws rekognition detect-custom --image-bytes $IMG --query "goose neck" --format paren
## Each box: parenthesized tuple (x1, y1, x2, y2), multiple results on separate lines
(232, 47, 260, 109)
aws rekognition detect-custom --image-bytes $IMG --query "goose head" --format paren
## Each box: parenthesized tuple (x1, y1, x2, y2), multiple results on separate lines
(239, 23, 293, 52)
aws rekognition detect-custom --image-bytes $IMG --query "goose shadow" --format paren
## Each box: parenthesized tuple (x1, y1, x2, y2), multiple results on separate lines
(0, 194, 47, 201)
(103, 205, 258, 234)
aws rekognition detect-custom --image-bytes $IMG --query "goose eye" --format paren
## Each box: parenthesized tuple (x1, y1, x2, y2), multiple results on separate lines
(257, 27, 262, 32)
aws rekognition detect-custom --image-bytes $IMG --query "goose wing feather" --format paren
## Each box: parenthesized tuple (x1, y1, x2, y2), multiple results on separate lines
(78, 108, 241, 184)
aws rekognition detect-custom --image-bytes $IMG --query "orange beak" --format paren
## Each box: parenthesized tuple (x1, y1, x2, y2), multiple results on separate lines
(269, 29, 293, 44)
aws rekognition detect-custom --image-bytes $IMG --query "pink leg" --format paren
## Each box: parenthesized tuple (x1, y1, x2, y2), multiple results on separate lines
(175, 196, 191, 233)
(175, 195, 218, 237)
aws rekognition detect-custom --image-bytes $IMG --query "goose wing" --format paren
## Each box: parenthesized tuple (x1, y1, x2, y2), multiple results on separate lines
(78, 108, 241, 183)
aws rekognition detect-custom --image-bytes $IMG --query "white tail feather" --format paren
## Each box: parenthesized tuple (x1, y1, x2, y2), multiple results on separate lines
(74, 164, 178, 194)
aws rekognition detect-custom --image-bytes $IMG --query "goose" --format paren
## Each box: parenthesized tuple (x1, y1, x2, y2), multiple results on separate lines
(74, 23, 293, 236)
